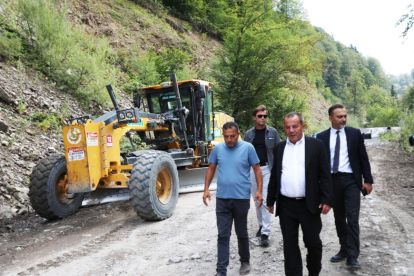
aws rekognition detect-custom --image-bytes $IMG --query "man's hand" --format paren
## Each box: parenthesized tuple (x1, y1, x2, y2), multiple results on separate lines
(255, 191, 263, 208)
(202, 190, 211, 206)
(319, 204, 331, 215)
(362, 183, 373, 195)
(267, 205, 274, 214)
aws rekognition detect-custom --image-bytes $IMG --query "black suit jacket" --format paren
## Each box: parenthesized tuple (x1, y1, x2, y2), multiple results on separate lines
(316, 126, 374, 188)
(266, 137, 332, 216)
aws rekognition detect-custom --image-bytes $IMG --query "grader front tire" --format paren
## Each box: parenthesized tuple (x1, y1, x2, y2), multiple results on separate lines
(29, 155, 84, 220)
(128, 150, 179, 221)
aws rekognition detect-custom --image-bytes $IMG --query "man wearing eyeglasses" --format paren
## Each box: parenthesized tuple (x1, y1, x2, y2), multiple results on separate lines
(244, 105, 280, 247)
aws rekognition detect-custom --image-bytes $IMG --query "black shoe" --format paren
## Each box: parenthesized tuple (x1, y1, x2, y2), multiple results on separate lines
(239, 262, 251, 275)
(346, 258, 361, 269)
(255, 226, 262, 237)
(330, 251, 347, 262)
(260, 234, 269, 247)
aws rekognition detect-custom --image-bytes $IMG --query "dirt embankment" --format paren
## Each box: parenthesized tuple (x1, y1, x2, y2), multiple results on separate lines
(0, 139, 413, 276)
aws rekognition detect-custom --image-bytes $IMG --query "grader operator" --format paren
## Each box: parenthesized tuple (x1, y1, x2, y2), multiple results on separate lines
(29, 74, 232, 221)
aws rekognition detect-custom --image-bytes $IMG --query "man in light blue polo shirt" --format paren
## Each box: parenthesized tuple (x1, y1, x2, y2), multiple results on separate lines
(203, 121, 263, 276)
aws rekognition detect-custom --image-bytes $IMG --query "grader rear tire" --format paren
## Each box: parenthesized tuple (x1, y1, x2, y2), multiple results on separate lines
(29, 155, 84, 220)
(128, 150, 179, 221)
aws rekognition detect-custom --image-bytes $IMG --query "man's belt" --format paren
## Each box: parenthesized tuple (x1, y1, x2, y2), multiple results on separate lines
(280, 195, 305, 201)
(332, 172, 353, 176)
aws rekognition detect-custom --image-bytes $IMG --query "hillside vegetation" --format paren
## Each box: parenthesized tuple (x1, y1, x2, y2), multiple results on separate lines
(1, 0, 409, 130)
(1, 0, 414, 218)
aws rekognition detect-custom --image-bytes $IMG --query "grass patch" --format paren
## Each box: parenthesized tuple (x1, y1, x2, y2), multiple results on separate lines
(0, 29, 23, 62)
(13, 0, 117, 106)
(30, 105, 70, 131)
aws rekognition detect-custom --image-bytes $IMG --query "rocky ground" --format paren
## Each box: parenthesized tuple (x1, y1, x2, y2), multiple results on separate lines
(0, 63, 133, 219)
(0, 139, 413, 276)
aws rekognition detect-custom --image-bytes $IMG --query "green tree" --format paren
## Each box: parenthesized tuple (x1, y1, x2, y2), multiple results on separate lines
(402, 86, 414, 111)
(366, 106, 400, 127)
(214, 0, 317, 131)
(391, 85, 397, 97)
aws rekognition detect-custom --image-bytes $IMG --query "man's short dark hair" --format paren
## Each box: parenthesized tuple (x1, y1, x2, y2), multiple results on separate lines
(284, 112, 304, 125)
(222, 121, 239, 131)
(252, 105, 267, 117)
(328, 104, 345, 116)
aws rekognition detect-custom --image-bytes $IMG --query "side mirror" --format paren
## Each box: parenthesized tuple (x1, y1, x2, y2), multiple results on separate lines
(133, 92, 141, 108)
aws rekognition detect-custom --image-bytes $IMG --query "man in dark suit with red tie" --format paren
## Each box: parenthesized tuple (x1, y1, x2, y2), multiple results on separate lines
(316, 104, 374, 269)
(267, 112, 332, 276)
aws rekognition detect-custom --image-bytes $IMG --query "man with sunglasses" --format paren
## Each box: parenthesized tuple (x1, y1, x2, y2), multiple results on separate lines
(244, 105, 280, 247)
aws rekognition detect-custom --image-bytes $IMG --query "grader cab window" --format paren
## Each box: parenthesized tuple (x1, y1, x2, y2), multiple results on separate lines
(146, 87, 197, 145)
(148, 90, 190, 114)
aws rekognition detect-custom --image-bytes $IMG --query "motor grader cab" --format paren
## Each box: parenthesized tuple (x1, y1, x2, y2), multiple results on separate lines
(135, 77, 214, 165)
(29, 74, 232, 221)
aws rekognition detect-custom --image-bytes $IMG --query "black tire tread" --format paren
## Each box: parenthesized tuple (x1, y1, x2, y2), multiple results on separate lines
(128, 150, 178, 221)
(29, 155, 83, 220)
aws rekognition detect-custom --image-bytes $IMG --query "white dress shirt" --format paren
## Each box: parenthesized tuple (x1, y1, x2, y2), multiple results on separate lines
(329, 128, 353, 173)
(281, 135, 306, 198)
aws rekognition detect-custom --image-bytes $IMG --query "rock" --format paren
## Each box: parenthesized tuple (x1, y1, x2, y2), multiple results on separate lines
(0, 205, 18, 219)
(1, 140, 9, 146)
(168, 256, 183, 264)
(26, 128, 36, 136)
(0, 120, 9, 133)
(17, 207, 28, 215)
(0, 86, 14, 104)
(190, 253, 201, 260)
(13, 185, 29, 194)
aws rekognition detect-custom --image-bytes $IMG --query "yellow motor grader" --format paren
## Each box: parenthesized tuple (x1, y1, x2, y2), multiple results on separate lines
(29, 74, 232, 221)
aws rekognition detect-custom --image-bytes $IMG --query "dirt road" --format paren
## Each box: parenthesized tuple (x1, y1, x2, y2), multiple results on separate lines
(1, 139, 414, 276)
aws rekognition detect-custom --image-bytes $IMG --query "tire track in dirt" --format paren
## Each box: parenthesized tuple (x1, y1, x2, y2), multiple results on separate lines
(10, 219, 133, 275)
(10, 218, 140, 276)
(1, 139, 414, 276)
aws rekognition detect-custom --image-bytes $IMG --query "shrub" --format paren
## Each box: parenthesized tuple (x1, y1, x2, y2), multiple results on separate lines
(117, 48, 161, 93)
(154, 48, 191, 80)
(16, 0, 116, 105)
(0, 30, 23, 62)
(31, 111, 62, 131)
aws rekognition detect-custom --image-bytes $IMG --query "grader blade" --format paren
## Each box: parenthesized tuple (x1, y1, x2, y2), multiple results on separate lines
(81, 168, 216, 206)
(177, 167, 217, 193)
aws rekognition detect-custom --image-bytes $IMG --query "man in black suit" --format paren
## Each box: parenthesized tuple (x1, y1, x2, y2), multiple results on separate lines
(267, 112, 332, 276)
(316, 104, 373, 269)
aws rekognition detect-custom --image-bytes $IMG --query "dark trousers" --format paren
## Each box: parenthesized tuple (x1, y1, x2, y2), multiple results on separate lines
(332, 174, 360, 259)
(216, 198, 250, 274)
(279, 196, 322, 276)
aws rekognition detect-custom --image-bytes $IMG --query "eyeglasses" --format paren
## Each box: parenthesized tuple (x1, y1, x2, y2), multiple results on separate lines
(256, 115, 268, 118)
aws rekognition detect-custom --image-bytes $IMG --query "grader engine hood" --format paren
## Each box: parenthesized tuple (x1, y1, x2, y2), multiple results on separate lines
(63, 122, 105, 193)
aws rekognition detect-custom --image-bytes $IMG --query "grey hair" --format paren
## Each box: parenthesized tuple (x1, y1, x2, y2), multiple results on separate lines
(284, 112, 304, 124)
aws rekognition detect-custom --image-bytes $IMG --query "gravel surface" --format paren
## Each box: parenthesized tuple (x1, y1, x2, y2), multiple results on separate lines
(0, 139, 413, 276)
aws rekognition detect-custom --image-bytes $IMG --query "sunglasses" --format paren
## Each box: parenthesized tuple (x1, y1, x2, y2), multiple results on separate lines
(256, 114, 268, 118)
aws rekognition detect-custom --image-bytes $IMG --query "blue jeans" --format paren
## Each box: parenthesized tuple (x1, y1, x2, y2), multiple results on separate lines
(216, 198, 250, 274)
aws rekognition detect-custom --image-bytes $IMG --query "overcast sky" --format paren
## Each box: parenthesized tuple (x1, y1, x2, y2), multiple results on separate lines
(302, 0, 414, 76)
